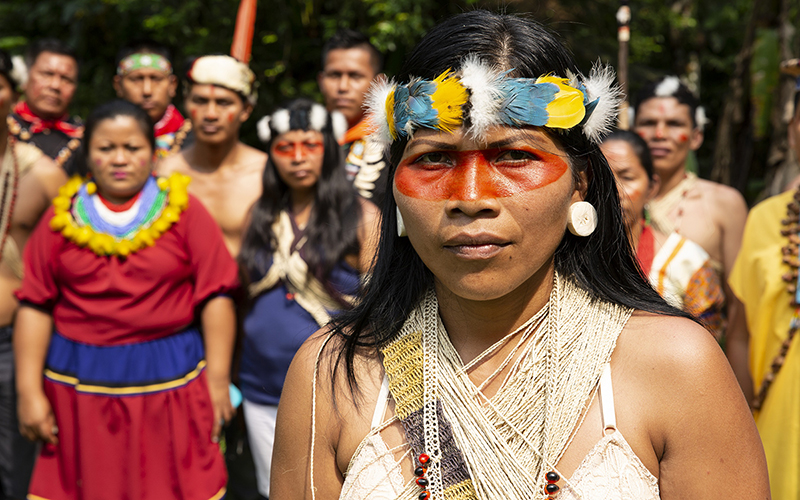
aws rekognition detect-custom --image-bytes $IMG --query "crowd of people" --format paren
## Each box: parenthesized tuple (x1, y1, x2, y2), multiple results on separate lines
(2, 7, 800, 500)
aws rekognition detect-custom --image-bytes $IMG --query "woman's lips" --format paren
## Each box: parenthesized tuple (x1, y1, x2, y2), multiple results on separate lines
(443, 235, 510, 259)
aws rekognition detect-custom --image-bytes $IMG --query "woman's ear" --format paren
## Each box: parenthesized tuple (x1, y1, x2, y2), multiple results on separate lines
(572, 159, 591, 202)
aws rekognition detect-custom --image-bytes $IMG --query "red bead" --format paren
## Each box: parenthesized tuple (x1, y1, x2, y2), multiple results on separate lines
(414, 466, 426, 477)
(285, 292, 295, 300)
(546, 471, 560, 483)
(416, 477, 429, 487)
(546, 483, 560, 494)
(419, 453, 430, 464)
(419, 491, 430, 500)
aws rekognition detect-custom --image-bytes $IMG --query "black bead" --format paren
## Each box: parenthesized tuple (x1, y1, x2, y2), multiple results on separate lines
(546, 483, 560, 494)
(546, 471, 560, 482)
(419, 491, 431, 500)
(416, 477, 429, 487)
(414, 466, 426, 477)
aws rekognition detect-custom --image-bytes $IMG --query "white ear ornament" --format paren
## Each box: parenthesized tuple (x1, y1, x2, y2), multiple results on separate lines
(567, 201, 597, 237)
(396, 207, 407, 237)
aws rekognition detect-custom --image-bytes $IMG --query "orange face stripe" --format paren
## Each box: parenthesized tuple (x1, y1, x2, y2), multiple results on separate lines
(395, 147, 569, 201)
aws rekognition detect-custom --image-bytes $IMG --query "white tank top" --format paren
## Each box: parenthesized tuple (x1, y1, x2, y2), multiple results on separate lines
(339, 364, 660, 500)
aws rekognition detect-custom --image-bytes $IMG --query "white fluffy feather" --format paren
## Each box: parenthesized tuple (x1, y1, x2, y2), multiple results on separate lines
(256, 116, 271, 143)
(271, 109, 291, 136)
(654, 76, 681, 97)
(459, 54, 504, 139)
(330, 111, 348, 143)
(10, 55, 27, 90)
(364, 77, 396, 150)
(695, 106, 709, 131)
(309, 104, 327, 132)
(581, 63, 623, 144)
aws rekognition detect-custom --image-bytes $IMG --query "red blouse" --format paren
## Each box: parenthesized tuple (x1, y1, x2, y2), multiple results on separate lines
(16, 195, 239, 345)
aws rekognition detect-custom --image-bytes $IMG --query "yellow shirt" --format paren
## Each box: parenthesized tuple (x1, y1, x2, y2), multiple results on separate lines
(729, 189, 800, 499)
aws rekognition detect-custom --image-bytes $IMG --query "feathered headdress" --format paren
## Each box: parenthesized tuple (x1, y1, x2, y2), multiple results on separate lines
(257, 102, 346, 144)
(366, 56, 622, 147)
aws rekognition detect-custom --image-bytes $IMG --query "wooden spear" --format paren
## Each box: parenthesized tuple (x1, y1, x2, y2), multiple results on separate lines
(617, 0, 631, 129)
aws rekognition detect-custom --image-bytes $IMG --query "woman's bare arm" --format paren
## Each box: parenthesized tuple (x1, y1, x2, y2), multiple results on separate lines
(14, 305, 57, 444)
(201, 295, 236, 442)
(630, 316, 769, 498)
(271, 332, 344, 499)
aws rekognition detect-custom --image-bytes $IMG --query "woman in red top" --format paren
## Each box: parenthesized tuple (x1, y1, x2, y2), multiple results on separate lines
(14, 100, 238, 500)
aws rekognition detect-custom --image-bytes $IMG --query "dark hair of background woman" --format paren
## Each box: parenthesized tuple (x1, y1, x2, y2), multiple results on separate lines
(603, 129, 656, 180)
(76, 99, 155, 176)
(330, 10, 688, 392)
(239, 98, 362, 305)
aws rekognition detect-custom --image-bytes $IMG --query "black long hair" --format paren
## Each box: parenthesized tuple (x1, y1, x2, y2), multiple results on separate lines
(239, 98, 361, 301)
(330, 10, 687, 389)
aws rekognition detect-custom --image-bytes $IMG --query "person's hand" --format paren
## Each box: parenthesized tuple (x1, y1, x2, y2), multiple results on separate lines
(18, 389, 58, 445)
(207, 374, 234, 443)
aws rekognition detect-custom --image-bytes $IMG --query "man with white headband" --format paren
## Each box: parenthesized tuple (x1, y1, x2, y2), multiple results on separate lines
(633, 77, 748, 348)
(113, 39, 191, 158)
(159, 54, 265, 257)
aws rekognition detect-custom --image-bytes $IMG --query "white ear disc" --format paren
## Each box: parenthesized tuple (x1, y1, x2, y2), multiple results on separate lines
(567, 201, 598, 237)
(396, 206, 407, 237)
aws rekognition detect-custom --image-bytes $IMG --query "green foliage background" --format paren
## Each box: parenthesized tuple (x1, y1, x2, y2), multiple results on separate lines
(0, 0, 792, 200)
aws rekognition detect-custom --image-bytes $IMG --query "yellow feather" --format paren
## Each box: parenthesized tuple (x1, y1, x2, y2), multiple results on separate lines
(430, 69, 468, 132)
(385, 87, 397, 140)
(536, 76, 586, 129)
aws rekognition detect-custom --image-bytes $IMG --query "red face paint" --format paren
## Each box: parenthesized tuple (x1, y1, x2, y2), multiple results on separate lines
(190, 109, 197, 120)
(395, 147, 568, 201)
(678, 133, 688, 142)
(271, 140, 324, 159)
(227, 112, 234, 123)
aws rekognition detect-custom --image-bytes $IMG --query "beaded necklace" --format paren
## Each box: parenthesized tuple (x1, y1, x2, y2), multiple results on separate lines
(49, 173, 191, 257)
(0, 137, 19, 265)
(752, 188, 800, 410)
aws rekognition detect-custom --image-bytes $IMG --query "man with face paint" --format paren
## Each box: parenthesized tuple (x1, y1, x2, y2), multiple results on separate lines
(318, 30, 389, 209)
(633, 77, 748, 350)
(729, 59, 800, 499)
(159, 55, 265, 257)
(8, 39, 83, 175)
(113, 39, 192, 159)
(0, 49, 66, 500)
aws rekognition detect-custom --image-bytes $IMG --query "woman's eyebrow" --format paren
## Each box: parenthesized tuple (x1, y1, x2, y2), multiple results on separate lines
(406, 139, 459, 150)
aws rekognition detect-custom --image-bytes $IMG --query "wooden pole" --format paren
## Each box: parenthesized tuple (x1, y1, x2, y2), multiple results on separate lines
(617, 1, 631, 129)
(231, 0, 258, 63)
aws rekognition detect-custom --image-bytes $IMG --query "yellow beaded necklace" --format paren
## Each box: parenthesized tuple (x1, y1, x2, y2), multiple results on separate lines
(49, 173, 191, 257)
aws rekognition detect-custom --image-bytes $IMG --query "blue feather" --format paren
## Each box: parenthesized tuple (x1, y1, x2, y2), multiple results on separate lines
(407, 80, 438, 128)
(393, 86, 411, 135)
(497, 80, 557, 127)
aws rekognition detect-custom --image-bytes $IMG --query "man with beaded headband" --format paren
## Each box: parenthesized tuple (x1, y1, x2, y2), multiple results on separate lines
(728, 58, 800, 499)
(159, 54, 266, 257)
(114, 39, 192, 159)
(8, 39, 83, 175)
(273, 10, 767, 500)
(633, 78, 748, 347)
(0, 48, 65, 500)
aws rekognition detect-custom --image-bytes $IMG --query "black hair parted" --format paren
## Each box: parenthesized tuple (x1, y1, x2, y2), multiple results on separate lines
(602, 129, 655, 180)
(634, 77, 700, 128)
(76, 100, 154, 177)
(322, 29, 383, 74)
(239, 98, 362, 304)
(329, 10, 687, 393)
(115, 38, 174, 68)
(25, 38, 78, 71)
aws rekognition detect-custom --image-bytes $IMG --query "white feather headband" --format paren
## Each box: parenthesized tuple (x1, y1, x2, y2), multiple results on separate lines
(365, 56, 622, 148)
(257, 103, 346, 143)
